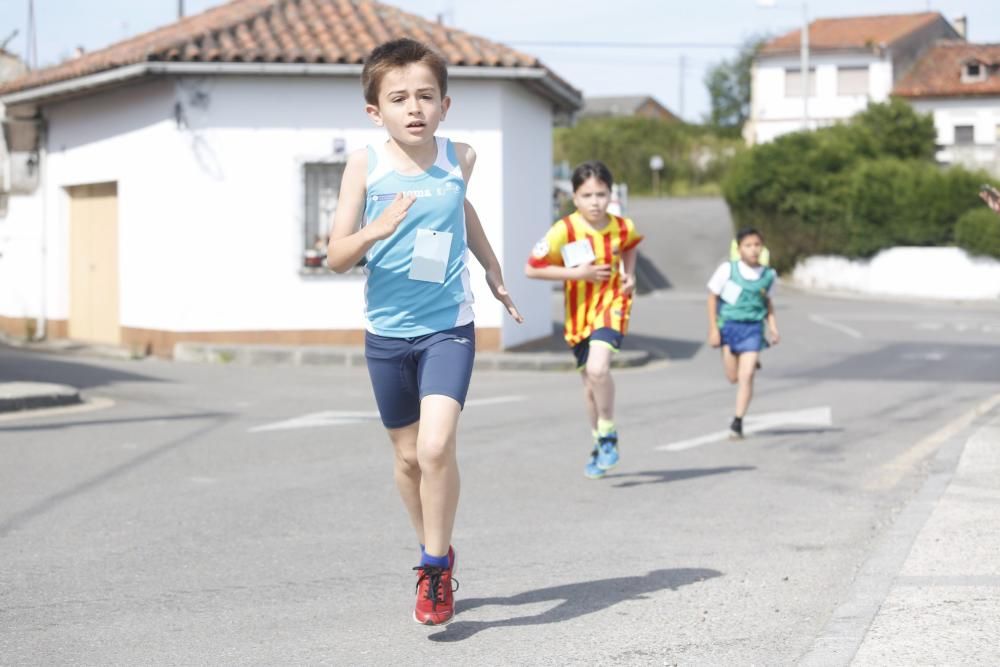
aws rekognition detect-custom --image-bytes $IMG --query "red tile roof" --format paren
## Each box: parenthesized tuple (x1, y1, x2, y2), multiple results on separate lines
(895, 41, 1000, 98)
(0, 0, 557, 96)
(761, 12, 944, 55)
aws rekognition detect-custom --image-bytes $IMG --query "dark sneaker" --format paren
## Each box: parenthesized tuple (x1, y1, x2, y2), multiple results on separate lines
(729, 417, 744, 440)
(413, 565, 458, 625)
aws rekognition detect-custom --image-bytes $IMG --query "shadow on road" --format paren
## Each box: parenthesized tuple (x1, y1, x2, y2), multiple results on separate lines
(511, 323, 702, 361)
(428, 568, 722, 642)
(602, 465, 755, 488)
(0, 411, 230, 433)
(0, 345, 164, 390)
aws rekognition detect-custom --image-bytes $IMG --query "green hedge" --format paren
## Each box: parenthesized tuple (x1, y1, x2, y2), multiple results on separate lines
(956, 207, 1000, 259)
(554, 117, 742, 195)
(723, 98, 991, 272)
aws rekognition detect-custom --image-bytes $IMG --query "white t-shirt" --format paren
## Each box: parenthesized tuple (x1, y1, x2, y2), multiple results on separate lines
(707, 261, 774, 296)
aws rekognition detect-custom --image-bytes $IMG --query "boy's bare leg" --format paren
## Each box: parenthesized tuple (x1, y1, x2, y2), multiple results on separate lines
(585, 344, 615, 421)
(416, 395, 462, 559)
(580, 372, 598, 431)
(735, 351, 759, 418)
(721, 346, 739, 384)
(387, 422, 423, 545)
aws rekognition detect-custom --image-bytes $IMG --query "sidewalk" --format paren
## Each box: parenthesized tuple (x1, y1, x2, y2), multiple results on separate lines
(851, 409, 1000, 665)
(0, 382, 81, 413)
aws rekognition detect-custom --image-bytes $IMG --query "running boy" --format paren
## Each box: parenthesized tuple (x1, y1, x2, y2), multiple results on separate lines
(525, 161, 643, 479)
(326, 38, 522, 626)
(706, 227, 780, 439)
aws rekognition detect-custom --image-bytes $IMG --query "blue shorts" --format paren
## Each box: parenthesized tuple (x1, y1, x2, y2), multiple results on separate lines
(364, 322, 476, 429)
(720, 320, 766, 354)
(572, 327, 623, 369)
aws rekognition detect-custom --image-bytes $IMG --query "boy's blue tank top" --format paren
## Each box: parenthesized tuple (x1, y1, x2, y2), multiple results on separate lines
(362, 137, 474, 337)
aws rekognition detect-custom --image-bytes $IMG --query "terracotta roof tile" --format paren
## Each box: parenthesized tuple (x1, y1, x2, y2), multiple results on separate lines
(761, 12, 944, 55)
(0, 0, 548, 95)
(895, 41, 1000, 98)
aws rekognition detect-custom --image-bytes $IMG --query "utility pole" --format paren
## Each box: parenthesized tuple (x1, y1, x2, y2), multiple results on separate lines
(678, 54, 686, 120)
(26, 0, 38, 69)
(178, 0, 185, 19)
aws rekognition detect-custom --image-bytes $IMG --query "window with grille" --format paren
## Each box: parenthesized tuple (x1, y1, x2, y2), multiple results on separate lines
(837, 67, 869, 96)
(302, 162, 345, 269)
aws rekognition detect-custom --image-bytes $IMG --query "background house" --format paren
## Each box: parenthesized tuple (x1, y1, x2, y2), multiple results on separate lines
(0, 0, 581, 356)
(895, 41, 1000, 177)
(745, 11, 962, 144)
(580, 95, 678, 122)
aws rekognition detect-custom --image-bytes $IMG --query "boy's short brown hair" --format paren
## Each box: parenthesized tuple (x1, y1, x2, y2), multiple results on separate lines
(362, 39, 449, 105)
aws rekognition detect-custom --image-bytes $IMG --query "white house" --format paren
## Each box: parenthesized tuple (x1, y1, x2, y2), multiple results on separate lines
(745, 11, 962, 144)
(0, 0, 580, 356)
(895, 42, 1000, 177)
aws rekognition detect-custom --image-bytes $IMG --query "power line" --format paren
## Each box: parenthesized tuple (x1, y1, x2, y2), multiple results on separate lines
(506, 40, 740, 49)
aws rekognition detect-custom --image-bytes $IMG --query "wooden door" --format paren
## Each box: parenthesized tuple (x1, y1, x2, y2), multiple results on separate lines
(68, 183, 120, 344)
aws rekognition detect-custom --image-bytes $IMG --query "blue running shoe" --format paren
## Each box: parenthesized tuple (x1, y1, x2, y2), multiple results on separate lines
(596, 432, 619, 470)
(584, 447, 606, 479)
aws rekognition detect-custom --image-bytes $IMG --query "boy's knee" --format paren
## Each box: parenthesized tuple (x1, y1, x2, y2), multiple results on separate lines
(394, 449, 420, 473)
(585, 362, 611, 383)
(417, 436, 455, 468)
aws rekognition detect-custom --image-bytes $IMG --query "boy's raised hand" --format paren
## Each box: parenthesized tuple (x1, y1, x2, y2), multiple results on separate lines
(486, 269, 524, 323)
(367, 193, 416, 241)
(575, 261, 612, 283)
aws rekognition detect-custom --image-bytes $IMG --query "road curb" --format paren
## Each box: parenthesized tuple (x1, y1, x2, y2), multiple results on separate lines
(173, 342, 650, 371)
(0, 382, 83, 413)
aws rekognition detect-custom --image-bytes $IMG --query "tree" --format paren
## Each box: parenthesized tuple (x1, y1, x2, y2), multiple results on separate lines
(704, 35, 768, 131)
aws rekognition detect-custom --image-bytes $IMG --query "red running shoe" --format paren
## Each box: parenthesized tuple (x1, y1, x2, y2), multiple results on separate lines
(412, 564, 459, 625)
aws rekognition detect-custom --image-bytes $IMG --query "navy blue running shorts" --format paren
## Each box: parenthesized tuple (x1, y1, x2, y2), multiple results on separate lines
(572, 327, 623, 370)
(720, 320, 766, 354)
(364, 322, 476, 429)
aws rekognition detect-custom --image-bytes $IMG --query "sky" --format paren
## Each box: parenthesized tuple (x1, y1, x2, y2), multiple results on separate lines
(1, 0, 998, 122)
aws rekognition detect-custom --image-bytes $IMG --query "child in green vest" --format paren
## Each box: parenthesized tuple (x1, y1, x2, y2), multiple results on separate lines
(707, 228, 780, 439)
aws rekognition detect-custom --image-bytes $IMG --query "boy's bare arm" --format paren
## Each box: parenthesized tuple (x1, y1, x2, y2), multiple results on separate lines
(455, 142, 523, 323)
(326, 150, 414, 272)
(706, 293, 722, 347)
(621, 246, 638, 294)
(766, 295, 781, 344)
(525, 263, 610, 283)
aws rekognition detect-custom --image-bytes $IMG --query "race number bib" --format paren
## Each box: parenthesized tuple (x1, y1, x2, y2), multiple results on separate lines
(720, 280, 743, 305)
(561, 239, 596, 268)
(409, 229, 452, 283)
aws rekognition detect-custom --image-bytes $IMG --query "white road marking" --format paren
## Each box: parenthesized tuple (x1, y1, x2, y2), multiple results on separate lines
(656, 406, 833, 452)
(250, 395, 526, 433)
(867, 392, 1000, 491)
(809, 314, 863, 340)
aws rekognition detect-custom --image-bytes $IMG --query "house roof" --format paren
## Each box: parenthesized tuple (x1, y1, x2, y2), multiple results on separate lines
(895, 41, 1000, 98)
(582, 95, 673, 116)
(760, 12, 945, 55)
(0, 0, 580, 110)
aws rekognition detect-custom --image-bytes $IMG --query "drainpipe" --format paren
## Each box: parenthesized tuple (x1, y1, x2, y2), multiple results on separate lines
(34, 117, 46, 341)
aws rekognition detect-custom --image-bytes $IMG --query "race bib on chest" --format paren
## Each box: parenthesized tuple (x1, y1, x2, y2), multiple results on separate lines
(561, 239, 596, 268)
(409, 229, 452, 283)
(720, 280, 743, 305)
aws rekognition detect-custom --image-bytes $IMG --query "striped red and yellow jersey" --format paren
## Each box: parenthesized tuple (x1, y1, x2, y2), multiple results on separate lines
(528, 211, 644, 345)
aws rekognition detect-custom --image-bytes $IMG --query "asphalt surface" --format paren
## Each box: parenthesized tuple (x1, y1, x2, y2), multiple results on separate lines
(2, 197, 999, 664)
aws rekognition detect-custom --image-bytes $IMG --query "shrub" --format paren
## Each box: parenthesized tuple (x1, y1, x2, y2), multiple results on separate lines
(955, 207, 1000, 259)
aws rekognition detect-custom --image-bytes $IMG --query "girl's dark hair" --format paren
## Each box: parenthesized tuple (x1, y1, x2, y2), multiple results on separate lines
(571, 161, 613, 192)
(736, 227, 764, 243)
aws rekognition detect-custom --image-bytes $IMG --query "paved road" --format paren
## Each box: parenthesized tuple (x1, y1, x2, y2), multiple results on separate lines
(4, 197, 1000, 664)
(2, 284, 999, 664)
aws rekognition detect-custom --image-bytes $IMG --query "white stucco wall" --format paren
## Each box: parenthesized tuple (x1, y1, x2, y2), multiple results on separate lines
(910, 96, 1000, 175)
(749, 54, 890, 144)
(0, 73, 556, 345)
(499, 81, 554, 348)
